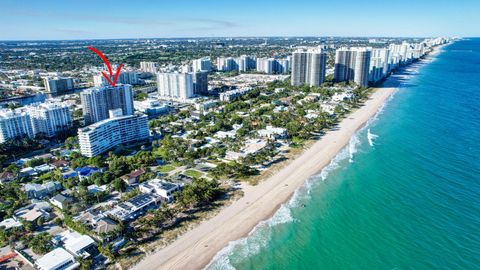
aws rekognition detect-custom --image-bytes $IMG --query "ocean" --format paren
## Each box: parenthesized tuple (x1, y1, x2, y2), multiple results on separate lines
(206, 38, 480, 270)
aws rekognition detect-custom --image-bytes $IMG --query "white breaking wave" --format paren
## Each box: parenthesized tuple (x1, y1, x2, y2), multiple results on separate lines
(367, 129, 379, 147)
(348, 134, 360, 163)
(205, 91, 397, 270)
(205, 134, 365, 270)
(205, 204, 294, 270)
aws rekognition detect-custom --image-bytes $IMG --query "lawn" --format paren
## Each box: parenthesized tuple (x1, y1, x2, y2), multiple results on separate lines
(157, 164, 176, 173)
(184, 169, 203, 179)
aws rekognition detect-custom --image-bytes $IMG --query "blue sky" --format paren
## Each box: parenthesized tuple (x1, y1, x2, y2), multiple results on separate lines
(1, 0, 478, 40)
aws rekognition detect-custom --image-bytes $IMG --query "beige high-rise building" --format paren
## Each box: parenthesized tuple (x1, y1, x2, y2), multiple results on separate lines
(334, 47, 372, 87)
(291, 48, 327, 86)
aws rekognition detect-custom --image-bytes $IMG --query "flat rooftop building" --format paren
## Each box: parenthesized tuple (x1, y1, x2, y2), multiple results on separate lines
(139, 179, 182, 202)
(78, 110, 149, 157)
(35, 247, 79, 270)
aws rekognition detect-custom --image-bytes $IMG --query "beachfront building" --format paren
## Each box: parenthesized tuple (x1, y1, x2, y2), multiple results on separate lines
(369, 48, 391, 83)
(157, 72, 194, 101)
(225, 138, 268, 161)
(80, 84, 134, 124)
(0, 109, 34, 143)
(334, 47, 372, 87)
(93, 71, 140, 87)
(291, 48, 327, 86)
(26, 102, 72, 137)
(43, 77, 74, 94)
(107, 193, 160, 221)
(78, 109, 149, 157)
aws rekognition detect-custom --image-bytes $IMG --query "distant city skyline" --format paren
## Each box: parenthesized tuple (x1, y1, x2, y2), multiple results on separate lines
(0, 0, 478, 40)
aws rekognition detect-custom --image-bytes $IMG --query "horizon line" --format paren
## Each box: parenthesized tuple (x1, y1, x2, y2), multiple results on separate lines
(0, 35, 466, 42)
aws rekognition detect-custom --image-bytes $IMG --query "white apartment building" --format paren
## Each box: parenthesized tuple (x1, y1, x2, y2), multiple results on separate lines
(26, 102, 72, 137)
(78, 110, 149, 157)
(157, 72, 194, 101)
(0, 109, 34, 143)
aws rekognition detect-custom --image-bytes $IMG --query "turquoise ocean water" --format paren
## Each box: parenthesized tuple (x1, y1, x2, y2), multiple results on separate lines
(207, 38, 480, 270)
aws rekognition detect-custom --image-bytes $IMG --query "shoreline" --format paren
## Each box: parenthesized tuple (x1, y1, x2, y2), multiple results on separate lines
(132, 87, 396, 270)
(132, 44, 448, 270)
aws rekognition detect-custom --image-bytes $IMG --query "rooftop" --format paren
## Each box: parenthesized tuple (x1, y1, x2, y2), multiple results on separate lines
(36, 248, 77, 270)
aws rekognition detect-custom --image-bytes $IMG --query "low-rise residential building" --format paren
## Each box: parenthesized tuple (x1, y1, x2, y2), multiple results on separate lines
(14, 203, 51, 223)
(0, 171, 14, 184)
(54, 231, 96, 258)
(24, 181, 61, 199)
(50, 194, 73, 210)
(87, 184, 108, 194)
(108, 193, 160, 221)
(134, 99, 169, 118)
(195, 100, 218, 113)
(121, 168, 146, 185)
(0, 218, 22, 230)
(139, 179, 181, 202)
(219, 87, 252, 102)
(331, 92, 354, 103)
(95, 217, 119, 236)
(320, 103, 336, 115)
(35, 247, 79, 270)
(225, 139, 268, 161)
(257, 126, 288, 140)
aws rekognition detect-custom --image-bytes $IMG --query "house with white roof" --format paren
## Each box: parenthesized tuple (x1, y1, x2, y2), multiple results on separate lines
(54, 231, 96, 258)
(139, 179, 182, 202)
(257, 126, 288, 140)
(225, 139, 268, 161)
(35, 247, 79, 270)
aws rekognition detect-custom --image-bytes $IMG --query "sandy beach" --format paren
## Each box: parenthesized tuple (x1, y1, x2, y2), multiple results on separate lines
(132, 86, 396, 270)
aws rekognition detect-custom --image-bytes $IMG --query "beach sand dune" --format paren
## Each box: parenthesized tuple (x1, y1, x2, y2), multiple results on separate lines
(132, 87, 396, 270)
